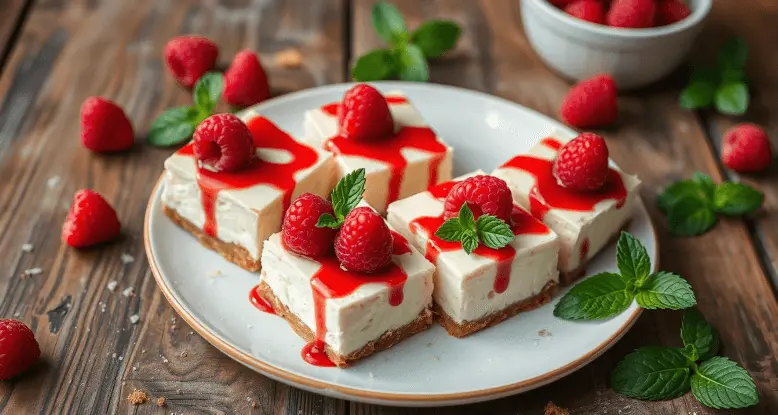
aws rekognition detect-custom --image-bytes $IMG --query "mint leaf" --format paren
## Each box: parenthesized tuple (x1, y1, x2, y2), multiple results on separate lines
(680, 344, 699, 363)
(148, 106, 200, 147)
(681, 308, 720, 361)
(721, 67, 746, 83)
(351, 49, 395, 81)
(371, 2, 408, 46)
(410, 20, 461, 59)
(476, 215, 513, 249)
(616, 232, 650, 284)
(435, 218, 465, 242)
(194, 72, 224, 114)
(713, 182, 763, 215)
(458, 203, 476, 232)
(461, 231, 479, 255)
(715, 82, 749, 115)
(718, 37, 748, 70)
(667, 195, 716, 237)
(554, 273, 633, 320)
(692, 172, 716, 201)
(611, 346, 693, 400)
(691, 357, 759, 409)
(397, 44, 429, 82)
(315, 213, 340, 229)
(680, 82, 715, 109)
(635, 271, 696, 310)
(330, 168, 366, 222)
(657, 180, 707, 213)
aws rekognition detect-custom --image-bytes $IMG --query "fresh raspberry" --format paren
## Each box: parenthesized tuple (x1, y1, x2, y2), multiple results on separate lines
(0, 319, 40, 380)
(163, 35, 218, 88)
(721, 123, 772, 173)
(338, 84, 394, 142)
(335, 207, 393, 273)
(560, 74, 618, 129)
(443, 175, 513, 222)
(223, 50, 271, 108)
(193, 114, 256, 172)
(564, 0, 606, 24)
(80, 97, 134, 152)
(655, 0, 691, 26)
(62, 189, 121, 248)
(282, 193, 337, 257)
(553, 133, 610, 191)
(606, 0, 657, 28)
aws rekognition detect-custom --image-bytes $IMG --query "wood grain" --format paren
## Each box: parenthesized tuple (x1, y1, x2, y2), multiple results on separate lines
(0, 0, 30, 70)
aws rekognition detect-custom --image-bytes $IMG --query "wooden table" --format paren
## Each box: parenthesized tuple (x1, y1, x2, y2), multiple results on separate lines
(0, 0, 776, 413)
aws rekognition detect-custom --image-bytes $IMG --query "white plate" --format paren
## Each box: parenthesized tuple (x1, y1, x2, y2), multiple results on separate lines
(144, 82, 657, 407)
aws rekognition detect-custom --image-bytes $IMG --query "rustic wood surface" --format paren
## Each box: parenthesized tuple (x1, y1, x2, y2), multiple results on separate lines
(0, 0, 775, 414)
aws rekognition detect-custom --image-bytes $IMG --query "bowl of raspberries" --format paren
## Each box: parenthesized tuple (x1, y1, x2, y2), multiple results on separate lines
(521, 0, 712, 89)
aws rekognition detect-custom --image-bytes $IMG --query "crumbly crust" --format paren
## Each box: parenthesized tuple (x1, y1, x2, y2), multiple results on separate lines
(163, 204, 261, 272)
(559, 219, 633, 286)
(434, 281, 557, 338)
(257, 279, 433, 367)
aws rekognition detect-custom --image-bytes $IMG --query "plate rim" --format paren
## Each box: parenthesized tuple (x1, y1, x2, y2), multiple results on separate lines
(143, 81, 658, 405)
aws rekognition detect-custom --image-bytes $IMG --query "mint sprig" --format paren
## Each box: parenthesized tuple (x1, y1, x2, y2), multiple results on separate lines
(681, 308, 720, 361)
(148, 72, 224, 147)
(658, 172, 763, 236)
(680, 37, 750, 115)
(554, 232, 696, 321)
(434, 204, 513, 254)
(691, 357, 760, 409)
(316, 168, 366, 229)
(352, 1, 461, 82)
(611, 346, 693, 400)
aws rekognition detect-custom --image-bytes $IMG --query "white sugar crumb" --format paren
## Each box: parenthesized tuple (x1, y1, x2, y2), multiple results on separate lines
(47, 175, 61, 189)
(13, 312, 20, 317)
(130, 314, 140, 324)
(368, 372, 374, 379)
(211, 269, 223, 278)
(112, 353, 117, 359)
(122, 287, 134, 297)
(121, 253, 135, 264)
(107, 281, 118, 292)
(132, 366, 137, 371)
(21, 243, 33, 252)
(23, 268, 43, 277)
(162, 356, 169, 363)
(119, 356, 124, 361)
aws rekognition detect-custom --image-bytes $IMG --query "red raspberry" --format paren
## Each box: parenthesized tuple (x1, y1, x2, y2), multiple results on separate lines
(62, 189, 121, 248)
(564, 0, 606, 24)
(553, 133, 610, 191)
(721, 123, 772, 173)
(560, 74, 618, 129)
(282, 193, 337, 257)
(193, 114, 256, 172)
(443, 175, 513, 222)
(164, 35, 218, 88)
(335, 207, 393, 273)
(80, 97, 134, 152)
(338, 84, 394, 142)
(0, 319, 40, 380)
(223, 50, 271, 108)
(606, 0, 657, 28)
(655, 0, 691, 26)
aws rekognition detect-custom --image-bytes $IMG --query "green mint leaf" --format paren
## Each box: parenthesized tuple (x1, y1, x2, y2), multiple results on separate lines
(691, 357, 759, 409)
(410, 20, 461, 59)
(635, 271, 696, 310)
(553, 273, 634, 320)
(715, 82, 749, 115)
(681, 308, 720, 361)
(148, 106, 200, 147)
(351, 49, 396, 81)
(692, 172, 716, 201)
(330, 168, 366, 221)
(667, 195, 716, 237)
(718, 37, 748, 70)
(680, 82, 716, 110)
(435, 218, 465, 242)
(611, 346, 693, 400)
(616, 232, 651, 284)
(721, 67, 746, 83)
(371, 1, 408, 46)
(712, 182, 763, 216)
(315, 213, 341, 229)
(458, 203, 476, 232)
(657, 180, 706, 213)
(475, 215, 514, 249)
(461, 231, 479, 255)
(193, 72, 224, 114)
(397, 44, 429, 82)
(680, 344, 699, 363)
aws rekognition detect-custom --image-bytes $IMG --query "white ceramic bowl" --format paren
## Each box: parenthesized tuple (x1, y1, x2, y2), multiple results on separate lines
(521, 0, 712, 90)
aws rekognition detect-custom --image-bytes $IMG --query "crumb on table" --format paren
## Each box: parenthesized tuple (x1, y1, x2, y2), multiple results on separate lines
(544, 401, 569, 415)
(127, 389, 149, 405)
(157, 396, 166, 407)
(274, 48, 303, 68)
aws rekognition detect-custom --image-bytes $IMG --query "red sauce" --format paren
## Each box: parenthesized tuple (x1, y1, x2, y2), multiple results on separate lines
(249, 285, 276, 315)
(301, 341, 335, 367)
(391, 230, 411, 255)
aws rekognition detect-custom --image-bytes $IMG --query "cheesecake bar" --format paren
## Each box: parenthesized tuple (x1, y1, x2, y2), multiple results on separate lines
(387, 172, 560, 338)
(492, 129, 641, 284)
(304, 90, 453, 213)
(162, 115, 335, 271)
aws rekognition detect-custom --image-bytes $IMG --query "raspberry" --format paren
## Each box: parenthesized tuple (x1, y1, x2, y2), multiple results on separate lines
(0, 319, 40, 380)
(223, 50, 271, 108)
(282, 193, 337, 257)
(721, 123, 772, 173)
(655, 0, 691, 26)
(560, 74, 618, 129)
(80, 97, 134, 152)
(443, 175, 513, 222)
(62, 189, 121, 248)
(163, 36, 218, 88)
(193, 114, 256, 172)
(564, 0, 606, 24)
(606, 0, 657, 28)
(338, 84, 394, 142)
(553, 133, 610, 191)
(335, 207, 393, 273)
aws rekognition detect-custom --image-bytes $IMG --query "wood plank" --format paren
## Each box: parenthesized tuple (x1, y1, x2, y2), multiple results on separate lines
(350, 1, 778, 413)
(0, 0, 347, 413)
(0, 0, 30, 68)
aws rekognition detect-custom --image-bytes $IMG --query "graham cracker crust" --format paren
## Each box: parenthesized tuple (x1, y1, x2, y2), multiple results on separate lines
(434, 280, 557, 338)
(257, 280, 433, 367)
(163, 204, 261, 272)
(559, 219, 633, 286)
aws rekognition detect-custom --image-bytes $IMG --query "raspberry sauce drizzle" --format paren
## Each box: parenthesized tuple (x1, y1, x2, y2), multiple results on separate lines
(501, 137, 627, 221)
(176, 117, 319, 237)
(249, 286, 276, 315)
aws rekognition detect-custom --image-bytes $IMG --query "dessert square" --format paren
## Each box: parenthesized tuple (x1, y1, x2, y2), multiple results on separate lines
(161, 115, 335, 271)
(491, 129, 642, 284)
(304, 90, 454, 213)
(387, 171, 560, 338)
